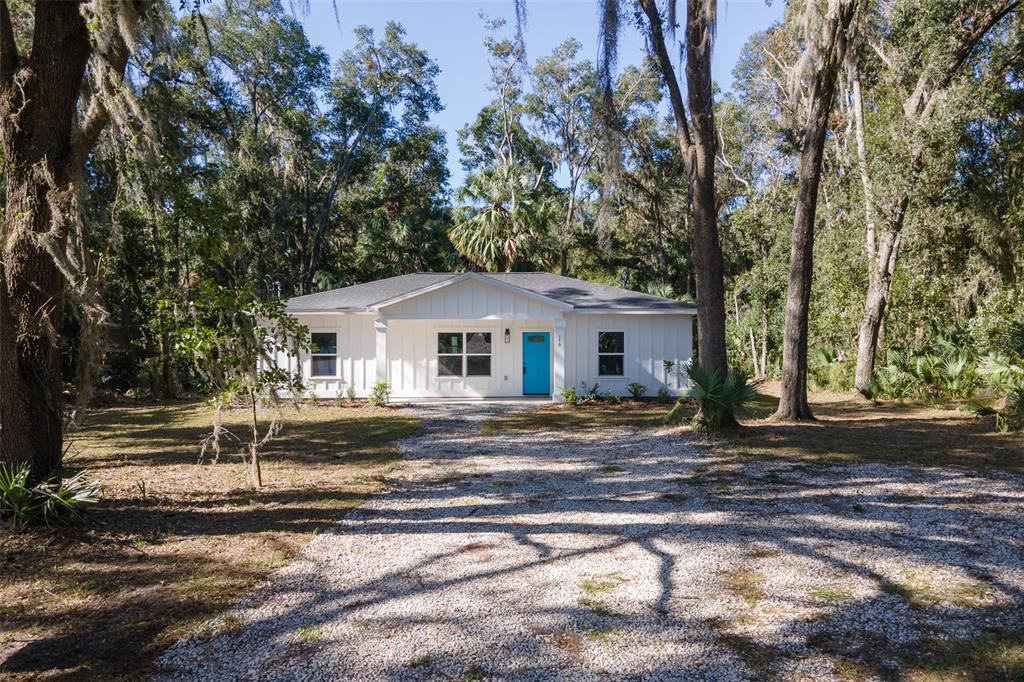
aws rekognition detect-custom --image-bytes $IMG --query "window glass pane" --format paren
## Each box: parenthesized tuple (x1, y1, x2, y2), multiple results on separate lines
(311, 356, 337, 377)
(598, 331, 624, 354)
(438, 355, 463, 376)
(466, 332, 491, 354)
(438, 332, 463, 354)
(598, 355, 624, 376)
(466, 355, 491, 376)
(526, 335, 546, 343)
(311, 332, 337, 355)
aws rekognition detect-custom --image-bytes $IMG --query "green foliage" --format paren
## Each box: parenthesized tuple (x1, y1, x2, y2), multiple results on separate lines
(346, 384, 357, 402)
(0, 465, 101, 531)
(604, 391, 621, 405)
(680, 363, 757, 432)
(656, 386, 671, 404)
(580, 381, 601, 403)
(450, 163, 555, 271)
(626, 383, 647, 400)
(368, 381, 392, 406)
(974, 322, 1024, 431)
(561, 386, 579, 405)
(663, 399, 687, 426)
(870, 339, 982, 401)
(808, 344, 854, 392)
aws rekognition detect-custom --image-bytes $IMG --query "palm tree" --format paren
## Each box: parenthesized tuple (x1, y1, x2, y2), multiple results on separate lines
(450, 163, 554, 271)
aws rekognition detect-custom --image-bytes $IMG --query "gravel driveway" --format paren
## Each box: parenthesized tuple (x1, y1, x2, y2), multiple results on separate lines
(158, 403, 1024, 681)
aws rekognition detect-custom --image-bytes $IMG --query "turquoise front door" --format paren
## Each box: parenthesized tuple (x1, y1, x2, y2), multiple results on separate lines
(522, 332, 551, 395)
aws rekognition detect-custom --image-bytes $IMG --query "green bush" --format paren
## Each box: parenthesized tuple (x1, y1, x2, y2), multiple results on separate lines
(656, 386, 671, 404)
(604, 391, 621, 405)
(675, 363, 756, 432)
(626, 383, 647, 400)
(969, 389, 1024, 432)
(580, 381, 601, 403)
(335, 384, 357, 406)
(561, 387, 578, 405)
(0, 464, 101, 531)
(368, 381, 392, 406)
(873, 342, 981, 401)
(973, 323, 1024, 431)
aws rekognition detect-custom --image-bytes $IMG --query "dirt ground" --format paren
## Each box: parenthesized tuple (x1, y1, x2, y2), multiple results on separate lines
(0, 401, 419, 681)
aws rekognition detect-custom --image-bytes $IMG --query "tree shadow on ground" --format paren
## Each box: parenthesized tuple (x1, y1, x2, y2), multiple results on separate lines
(0, 403, 419, 681)
(142, 403, 1024, 680)
(730, 387, 1023, 473)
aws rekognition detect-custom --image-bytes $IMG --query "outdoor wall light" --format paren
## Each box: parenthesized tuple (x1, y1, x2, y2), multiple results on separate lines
(504, 328, 511, 344)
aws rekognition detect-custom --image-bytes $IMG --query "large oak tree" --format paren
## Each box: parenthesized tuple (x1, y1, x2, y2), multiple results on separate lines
(0, 0, 143, 480)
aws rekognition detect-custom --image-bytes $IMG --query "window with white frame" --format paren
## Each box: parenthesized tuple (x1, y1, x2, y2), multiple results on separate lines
(598, 331, 625, 376)
(310, 332, 338, 377)
(437, 332, 492, 377)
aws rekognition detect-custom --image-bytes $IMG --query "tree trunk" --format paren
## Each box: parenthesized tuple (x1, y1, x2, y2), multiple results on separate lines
(638, 0, 729, 379)
(249, 391, 263, 488)
(773, 0, 861, 421)
(849, 0, 1019, 392)
(0, 1, 94, 481)
(684, 0, 728, 378)
(854, 225, 902, 390)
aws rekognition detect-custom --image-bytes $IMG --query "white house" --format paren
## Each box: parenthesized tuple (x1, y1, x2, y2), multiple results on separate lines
(272, 272, 695, 400)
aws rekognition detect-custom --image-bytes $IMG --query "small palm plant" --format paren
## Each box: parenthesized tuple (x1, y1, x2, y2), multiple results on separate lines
(973, 322, 1024, 431)
(0, 464, 101, 531)
(665, 362, 756, 432)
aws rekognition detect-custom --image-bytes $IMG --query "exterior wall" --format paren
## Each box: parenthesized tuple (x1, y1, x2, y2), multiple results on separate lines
(274, 283, 694, 400)
(381, 277, 563, 320)
(564, 314, 693, 397)
(385, 319, 553, 398)
(286, 313, 376, 398)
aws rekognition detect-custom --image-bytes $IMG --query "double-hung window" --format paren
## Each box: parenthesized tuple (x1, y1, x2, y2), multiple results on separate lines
(597, 331, 625, 376)
(310, 332, 338, 377)
(437, 332, 492, 377)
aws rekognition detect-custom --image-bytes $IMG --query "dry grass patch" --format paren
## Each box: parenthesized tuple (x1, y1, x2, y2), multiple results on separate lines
(483, 402, 674, 432)
(904, 629, 1024, 681)
(722, 569, 767, 607)
(882, 569, 995, 609)
(727, 382, 1024, 473)
(0, 401, 418, 681)
(578, 573, 623, 596)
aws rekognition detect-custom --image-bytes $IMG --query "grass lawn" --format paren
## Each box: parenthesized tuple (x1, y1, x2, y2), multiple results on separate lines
(0, 401, 419, 681)
(731, 382, 1024, 473)
(483, 400, 672, 433)
(487, 382, 1024, 473)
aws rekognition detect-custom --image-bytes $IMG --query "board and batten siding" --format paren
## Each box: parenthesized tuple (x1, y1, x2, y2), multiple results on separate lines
(380, 277, 563, 320)
(286, 314, 376, 397)
(273, 275, 694, 399)
(564, 314, 693, 396)
(386, 319, 553, 398)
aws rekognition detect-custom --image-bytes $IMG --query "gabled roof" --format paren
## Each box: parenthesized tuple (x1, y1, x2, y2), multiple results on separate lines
(285, 272, 697, 314)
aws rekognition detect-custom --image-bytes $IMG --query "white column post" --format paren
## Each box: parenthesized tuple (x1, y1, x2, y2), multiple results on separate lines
(552, 316, 566, 401)
(374, 316, 389, 387)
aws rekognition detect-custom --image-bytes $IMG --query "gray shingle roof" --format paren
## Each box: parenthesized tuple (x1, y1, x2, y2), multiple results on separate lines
(285, 272, 696, 313)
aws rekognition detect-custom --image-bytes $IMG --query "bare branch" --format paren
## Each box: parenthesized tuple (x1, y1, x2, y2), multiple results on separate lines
(903, 0, 1020, 121)
(636, 0, 693, 153)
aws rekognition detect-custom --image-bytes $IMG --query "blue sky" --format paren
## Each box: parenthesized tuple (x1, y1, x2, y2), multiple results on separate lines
(299, 0, 785, 187)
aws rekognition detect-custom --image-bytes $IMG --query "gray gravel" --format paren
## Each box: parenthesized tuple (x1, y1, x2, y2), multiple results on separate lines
(157, 402, 1024, 681)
